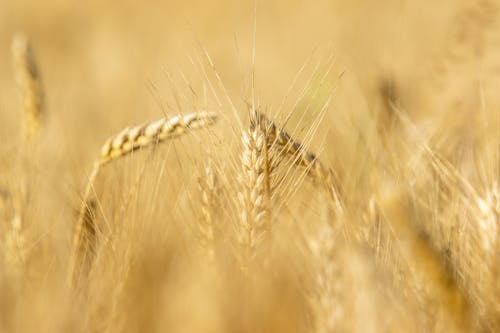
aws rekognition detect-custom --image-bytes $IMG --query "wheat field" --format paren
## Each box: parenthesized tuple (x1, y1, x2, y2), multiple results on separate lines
(0, 1, 499, 332)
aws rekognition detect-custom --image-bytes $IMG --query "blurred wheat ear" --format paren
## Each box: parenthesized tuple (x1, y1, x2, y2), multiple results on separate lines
(68, 111, 218, 287)
(198, 162, 220, 263)
(12, 33, 44, 141)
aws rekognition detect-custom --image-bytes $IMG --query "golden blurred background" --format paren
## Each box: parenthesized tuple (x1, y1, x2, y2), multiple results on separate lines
(0, 0, 499, 332)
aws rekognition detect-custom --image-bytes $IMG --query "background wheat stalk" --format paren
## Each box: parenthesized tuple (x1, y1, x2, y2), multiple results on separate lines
(198, 163, 220, 262)
(11, 33, 44, 141)
(68, 111, 218, 286)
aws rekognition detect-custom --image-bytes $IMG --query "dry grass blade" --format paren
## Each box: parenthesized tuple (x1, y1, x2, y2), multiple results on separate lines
(12, 33, 44, 141)
(68, 111, 218, 287)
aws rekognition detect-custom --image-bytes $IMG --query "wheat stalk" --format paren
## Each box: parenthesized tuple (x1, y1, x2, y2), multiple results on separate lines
(12, 33, 44, 141)
(68, 111, 218, 286)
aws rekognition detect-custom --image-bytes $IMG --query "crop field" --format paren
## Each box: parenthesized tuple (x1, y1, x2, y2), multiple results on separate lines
(0, 1, 498, 332)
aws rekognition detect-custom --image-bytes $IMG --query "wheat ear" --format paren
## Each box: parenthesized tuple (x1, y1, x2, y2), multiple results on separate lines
(251, 112, 343, 214)
(12, 33, 44, 141)
(237, 111, 274, 268)
(99, 112, 218, 164)
(68, 111, 218, 286)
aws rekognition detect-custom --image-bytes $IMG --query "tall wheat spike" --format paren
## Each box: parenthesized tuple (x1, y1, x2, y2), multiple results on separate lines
(198, 163, 220, 262)
(237, 111, 273, 269)
(12, 33, 44, 141)
(68, 111, 218, 286)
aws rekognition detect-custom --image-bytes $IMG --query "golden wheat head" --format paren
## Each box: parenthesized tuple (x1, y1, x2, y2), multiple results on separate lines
(68, 111, 218, 287)
(237, 111, 274, 268)
(251, 111, 343, 214)
(100, 111, 218, 164)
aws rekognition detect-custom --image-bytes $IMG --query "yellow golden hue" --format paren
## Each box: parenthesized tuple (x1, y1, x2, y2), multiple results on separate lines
(0, 1, 499, 332)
